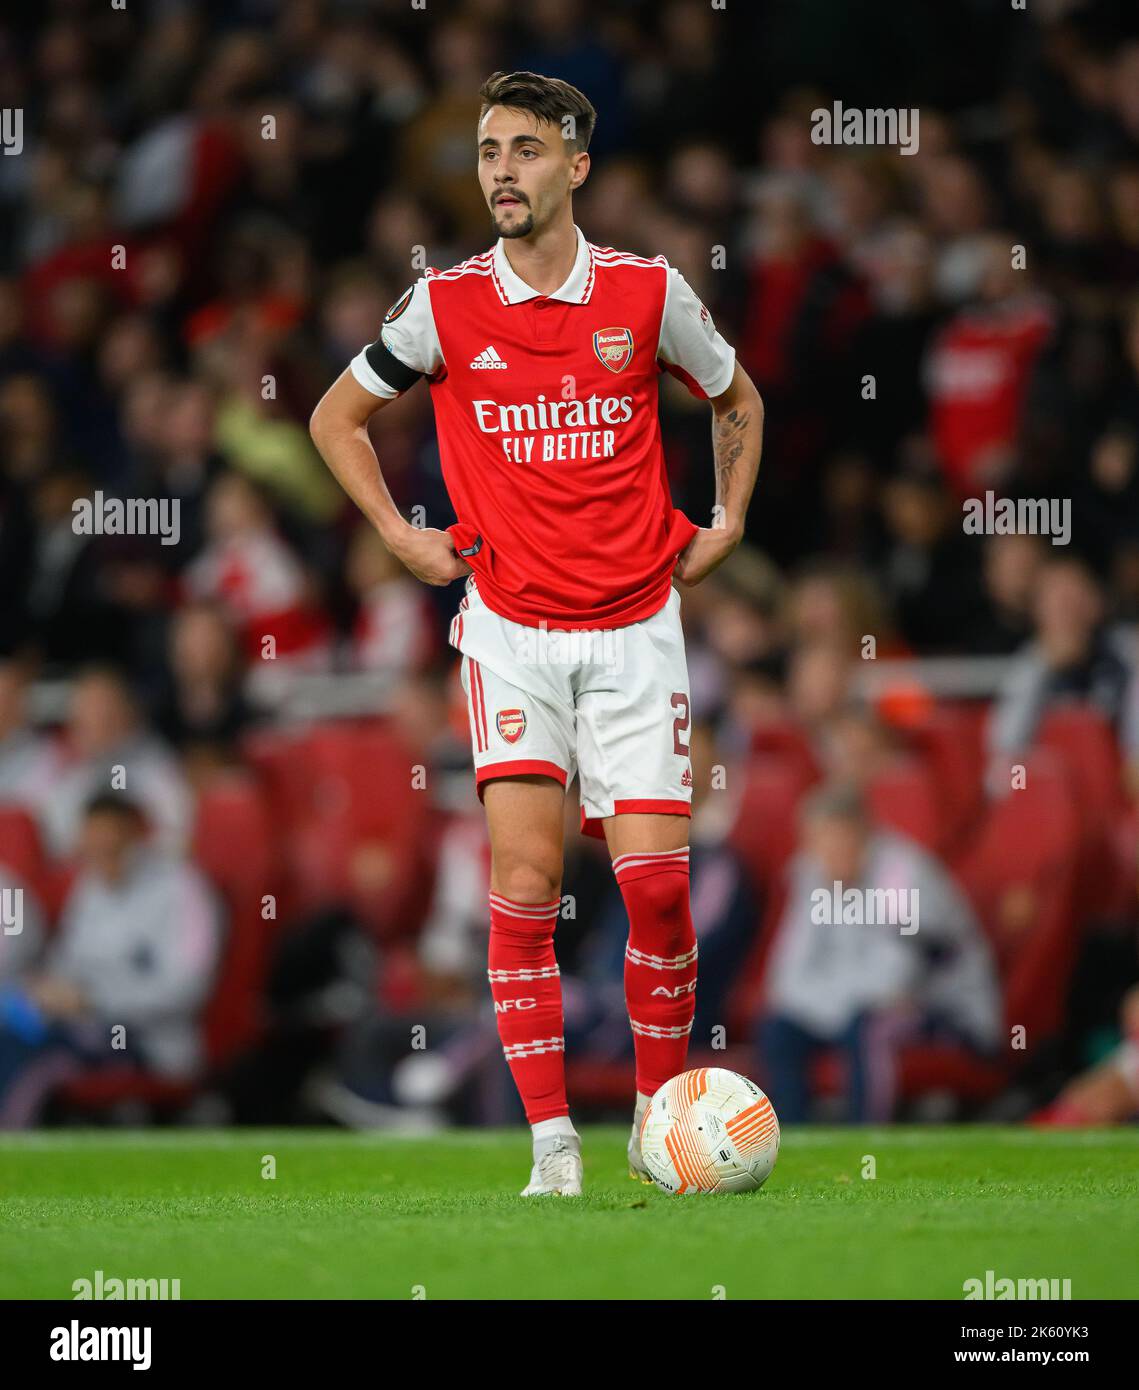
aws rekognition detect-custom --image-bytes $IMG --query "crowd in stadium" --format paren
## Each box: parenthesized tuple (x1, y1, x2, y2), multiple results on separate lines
(1, 0, 1139, 1127)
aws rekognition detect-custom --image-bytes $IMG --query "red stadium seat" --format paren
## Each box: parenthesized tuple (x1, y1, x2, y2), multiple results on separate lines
(0, 803, 46, 884)
(902, 705, 985, 850)
(282, 720, 436, 934)
(191, 772, 280, 908)
(1038, 706, 1125, 815)
(1036, 706, 1129, 919)
(0, 803, 72, 925)
(865, 755, 945, 850)
(192, 772, 284, 1062)
(747, 720, 821, 785)
(728, 755, 816, 891)
(956, 753, 1082, 1044)
(809, 1046, 1007, 1105)
(244, 726, 313, 829)
(52, 1070, 195, 1114)
(0, 800, 54, 906)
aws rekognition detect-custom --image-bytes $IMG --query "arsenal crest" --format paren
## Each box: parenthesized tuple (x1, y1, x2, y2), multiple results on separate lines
(496, 708, 527, 744)
(593, 326, 634, 373)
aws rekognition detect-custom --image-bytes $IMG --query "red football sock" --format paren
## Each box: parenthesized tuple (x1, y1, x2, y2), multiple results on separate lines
(487, 892, 567, 1123)
(614, 847, 697, 1097)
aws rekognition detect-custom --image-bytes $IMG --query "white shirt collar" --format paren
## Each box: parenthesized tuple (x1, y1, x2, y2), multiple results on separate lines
(491, 225, 595, 306)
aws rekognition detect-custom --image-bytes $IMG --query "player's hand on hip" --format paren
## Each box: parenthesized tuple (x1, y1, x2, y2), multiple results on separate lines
(390, 525, 471, 586)
(673, 525, 741, 586)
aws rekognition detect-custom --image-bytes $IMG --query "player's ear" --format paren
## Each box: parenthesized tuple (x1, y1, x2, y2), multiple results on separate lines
(569, 150, 590, 192)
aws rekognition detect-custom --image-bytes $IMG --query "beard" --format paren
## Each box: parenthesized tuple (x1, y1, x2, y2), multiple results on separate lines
(492, 205, 535, 239)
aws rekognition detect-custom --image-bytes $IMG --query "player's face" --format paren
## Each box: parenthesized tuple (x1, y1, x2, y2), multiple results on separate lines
(477, 105, 586, 239)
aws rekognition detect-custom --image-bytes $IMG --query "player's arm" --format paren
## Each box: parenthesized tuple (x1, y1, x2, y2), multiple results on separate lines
(310, 281, 469, 587)
(674, 363, 764, 586)
(657, 269, 764, 585)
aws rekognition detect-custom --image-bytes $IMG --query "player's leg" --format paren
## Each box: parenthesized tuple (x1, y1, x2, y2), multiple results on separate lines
(455, 631, 582, 1194)
(575, 588, 696, 1179)
(482, 775, 582, 1195)
(602, 811, 695, 1179)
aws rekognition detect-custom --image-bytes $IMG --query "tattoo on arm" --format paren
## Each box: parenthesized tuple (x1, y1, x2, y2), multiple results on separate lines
(712, 407, 750, 503)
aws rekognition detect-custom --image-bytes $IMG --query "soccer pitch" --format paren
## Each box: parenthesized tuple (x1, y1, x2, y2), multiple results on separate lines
(2, 1127, 1137, 1300)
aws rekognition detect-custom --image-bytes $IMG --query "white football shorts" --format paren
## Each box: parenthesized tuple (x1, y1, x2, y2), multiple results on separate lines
(449, 577, 693, 837)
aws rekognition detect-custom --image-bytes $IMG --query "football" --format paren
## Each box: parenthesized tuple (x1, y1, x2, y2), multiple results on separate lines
(639, 1067, 780, 1195)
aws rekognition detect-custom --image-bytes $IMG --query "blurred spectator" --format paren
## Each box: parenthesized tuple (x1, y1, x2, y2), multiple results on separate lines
(29, 666, 192, 857)
(988, 555, 1139, 766)
(920, 155, 993, 306)
(757, 783, 1001, 1122)
(689, 545, 786, 733)
(1034, 984, 1139, 1126)
(152, 600, 252, 778)
(0, 659, 53, 801)
(1071, 424, 1139, 567)
(846, 220, 942, 468)
(972, 533, 1046, 656)
(345, 523, 438, 677)
(817, 702, 899, 787)
(739, 178, 870, 560)
(138, 376, 225, 561)
(878, 466, 987, 652)
(184, 471, 332, 674)
(785, 560, 896, 655)
(400, 18, 495, 239)
(785, 641, 854, 746)
(924, 234, 1055, 496)
(0, 794, 221, 1127)
(387, 667, 475, 814)
(24, 465, 117, 668)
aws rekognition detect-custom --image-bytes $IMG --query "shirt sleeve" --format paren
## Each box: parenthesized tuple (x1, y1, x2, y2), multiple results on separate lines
(657, 267, 737, 399)
(350, 279, 443, 398)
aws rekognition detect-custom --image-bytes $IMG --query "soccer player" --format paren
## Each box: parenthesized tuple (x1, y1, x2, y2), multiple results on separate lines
(311, 71, 763, 1195)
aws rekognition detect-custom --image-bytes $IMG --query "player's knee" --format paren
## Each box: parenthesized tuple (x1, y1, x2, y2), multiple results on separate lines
(493, 860, 561, 907)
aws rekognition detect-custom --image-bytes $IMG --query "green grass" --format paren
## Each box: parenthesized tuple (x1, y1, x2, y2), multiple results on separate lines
(1, 1127, 1137, 1299)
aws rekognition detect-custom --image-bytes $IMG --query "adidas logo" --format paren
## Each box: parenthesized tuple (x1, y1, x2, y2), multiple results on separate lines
(470, 345, 508, 370)
(681, 767, 692, 788)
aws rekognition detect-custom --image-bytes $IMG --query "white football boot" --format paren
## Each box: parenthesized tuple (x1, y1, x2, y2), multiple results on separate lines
(628, 1092, 653, 1183)
(521, 1133, 583, 1197)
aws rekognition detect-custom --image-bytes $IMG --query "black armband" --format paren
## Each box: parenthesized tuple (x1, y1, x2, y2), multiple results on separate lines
(365, 338, 423, 394)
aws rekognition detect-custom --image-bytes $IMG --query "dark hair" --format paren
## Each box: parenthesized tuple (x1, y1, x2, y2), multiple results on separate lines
(83, 791, 146, 826)
(477, 71, 596, 153)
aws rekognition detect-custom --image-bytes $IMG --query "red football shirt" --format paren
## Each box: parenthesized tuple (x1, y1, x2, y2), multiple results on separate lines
(351, 226, 736, 629)
(925, 296, 1054, 496)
